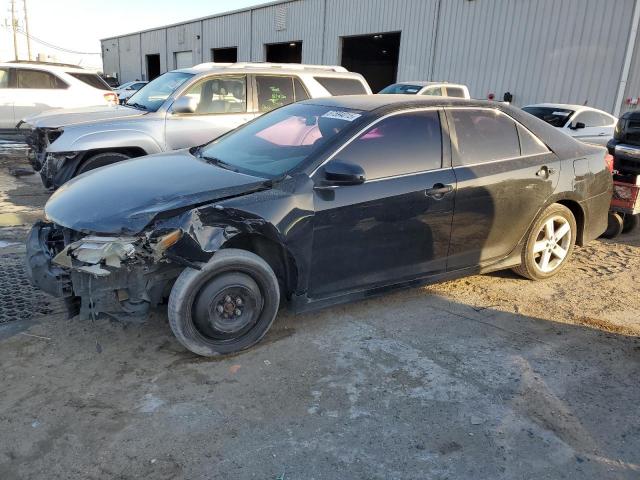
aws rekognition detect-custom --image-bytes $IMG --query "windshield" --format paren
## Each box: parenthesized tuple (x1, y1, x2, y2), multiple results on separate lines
(126, 71, 193, 112)
(379, 83, 423, 94)
(199, 103, 365, 178)
(522, 106, 574, 127)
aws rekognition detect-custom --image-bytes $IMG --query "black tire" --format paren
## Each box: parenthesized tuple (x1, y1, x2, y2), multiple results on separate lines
(76, 151, 131, 176)
(513, 203, 577, 280)
(622, 214, 639, 234)
(167, 249, 280, 357)
(601, 212, 624, 239)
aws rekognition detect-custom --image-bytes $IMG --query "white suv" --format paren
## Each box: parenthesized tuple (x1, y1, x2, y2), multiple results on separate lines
(22, 62, 372, 189)
(0, 61, 117, 132)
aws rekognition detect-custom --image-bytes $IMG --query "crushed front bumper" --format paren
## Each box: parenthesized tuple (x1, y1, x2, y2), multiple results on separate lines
(25, 222, 183, 320)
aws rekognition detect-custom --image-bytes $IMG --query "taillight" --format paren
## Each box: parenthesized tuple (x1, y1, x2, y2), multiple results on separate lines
(604, 153, 614, 173)
(104, 92, 118, 105)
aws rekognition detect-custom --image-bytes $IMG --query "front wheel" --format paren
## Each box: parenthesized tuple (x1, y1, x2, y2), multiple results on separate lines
(76, 151, 131, 176)
(513, 203, 577, 280)
(167, 249, 280, 357)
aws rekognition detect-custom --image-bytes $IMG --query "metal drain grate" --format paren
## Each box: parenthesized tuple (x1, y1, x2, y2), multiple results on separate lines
(0, 255, 53, 324)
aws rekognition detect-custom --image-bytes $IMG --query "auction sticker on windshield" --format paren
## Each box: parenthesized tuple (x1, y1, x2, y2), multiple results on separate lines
(321, 111, 362, 122)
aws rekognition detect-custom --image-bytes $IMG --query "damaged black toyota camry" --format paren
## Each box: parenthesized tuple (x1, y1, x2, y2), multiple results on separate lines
(26, 96, 612, 356)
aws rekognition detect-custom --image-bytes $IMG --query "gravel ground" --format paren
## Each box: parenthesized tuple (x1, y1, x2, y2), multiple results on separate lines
(0, 145, 638, 480)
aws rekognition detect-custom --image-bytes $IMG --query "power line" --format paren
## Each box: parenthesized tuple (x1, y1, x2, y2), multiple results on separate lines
(14, 27, 101, 55)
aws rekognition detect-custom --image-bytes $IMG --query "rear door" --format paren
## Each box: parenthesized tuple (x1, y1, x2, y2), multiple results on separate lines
(12, 68, 69, 121)
(0, 67, 13, 129)
(309, 109, 456, 297)
(445, 107, 559, 271)
(164, 74, 255, 149)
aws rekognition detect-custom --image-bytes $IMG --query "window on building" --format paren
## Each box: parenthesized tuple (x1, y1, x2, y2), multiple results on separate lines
(449, 109, 520, 165)
(336, 110, 442, 180)
(313, 76, 368, 95)
(16, 69, 67, 89)
(256, 75, 296, 112)
(212, 47, 238, 63)
(182, 75, 247, 114)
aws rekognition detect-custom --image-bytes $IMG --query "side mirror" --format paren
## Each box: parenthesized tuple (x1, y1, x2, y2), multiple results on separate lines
(570, 121, 586, 130)
(323, 160, 366, 186)
(171, 96, 197, 114)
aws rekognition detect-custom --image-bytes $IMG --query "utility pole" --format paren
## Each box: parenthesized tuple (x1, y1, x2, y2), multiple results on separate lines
(11, 0, 18, 60)
(23, 0, 31, 60)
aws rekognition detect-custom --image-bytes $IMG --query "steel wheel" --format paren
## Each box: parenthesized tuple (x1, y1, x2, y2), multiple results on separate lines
(532, 215, 572, 273)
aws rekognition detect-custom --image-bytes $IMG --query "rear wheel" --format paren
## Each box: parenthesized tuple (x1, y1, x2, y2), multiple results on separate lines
(601, 212, 624, 239)
(168, 249, 280, 357)
(622, 214, 639, 234)
(513, 203, 576, 280)
(76, 151, 131, 176)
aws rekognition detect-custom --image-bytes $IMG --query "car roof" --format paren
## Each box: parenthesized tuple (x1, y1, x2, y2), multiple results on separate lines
(524, 103, 612, 115)
(0, 61, 90, 73)
(393, 81, 466, 88)
(173, 62, 357, 76)
(301, 94, 487, 111)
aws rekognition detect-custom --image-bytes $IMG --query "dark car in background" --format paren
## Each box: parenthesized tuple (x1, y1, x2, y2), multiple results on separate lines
(26, 96, 612, 357)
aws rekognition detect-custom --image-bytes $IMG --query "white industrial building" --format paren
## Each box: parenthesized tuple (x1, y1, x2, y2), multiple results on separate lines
(101, 0, 640, 115)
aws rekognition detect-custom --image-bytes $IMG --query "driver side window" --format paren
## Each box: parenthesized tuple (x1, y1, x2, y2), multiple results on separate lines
(181, 75, 247, 114)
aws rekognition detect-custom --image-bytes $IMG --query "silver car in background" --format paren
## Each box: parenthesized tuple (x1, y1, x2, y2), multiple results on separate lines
(21, 62, 371, 189)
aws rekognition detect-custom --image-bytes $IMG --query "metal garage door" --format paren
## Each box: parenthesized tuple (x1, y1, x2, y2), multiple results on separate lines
(174, 51, 193, 69)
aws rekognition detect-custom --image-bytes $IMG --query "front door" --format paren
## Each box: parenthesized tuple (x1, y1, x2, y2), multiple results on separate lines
(445, 108, 560, 270)
(309, 109, 456, 298)
(164, 74, 255, 150)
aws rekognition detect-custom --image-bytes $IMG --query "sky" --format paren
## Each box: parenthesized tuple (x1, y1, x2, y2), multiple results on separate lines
(0, 0, 265, 70)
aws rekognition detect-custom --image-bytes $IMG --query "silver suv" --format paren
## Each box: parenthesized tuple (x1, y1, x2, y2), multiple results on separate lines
(21, 62, 371, 189)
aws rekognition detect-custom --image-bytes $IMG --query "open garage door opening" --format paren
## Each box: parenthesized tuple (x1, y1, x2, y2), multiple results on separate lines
(212, 47, 238, 63)
(146, 54, 160, 81)
(265, 41, 302, 63)
(341, 32, 401, 93)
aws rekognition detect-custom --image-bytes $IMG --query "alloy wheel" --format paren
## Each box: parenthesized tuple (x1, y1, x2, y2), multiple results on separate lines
(533, 215, 572, 273)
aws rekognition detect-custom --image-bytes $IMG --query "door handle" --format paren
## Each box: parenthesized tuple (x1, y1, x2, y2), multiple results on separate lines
(425, 183, 453, 198)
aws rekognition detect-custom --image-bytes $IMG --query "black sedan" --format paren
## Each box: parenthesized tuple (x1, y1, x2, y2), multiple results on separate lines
(26, 96, 612, 356)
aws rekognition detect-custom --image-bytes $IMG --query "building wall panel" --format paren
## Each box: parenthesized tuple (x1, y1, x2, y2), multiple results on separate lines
(202, 11, 252, 62)
(140, 29, 168, 78)
(323, 0, 440, 81)
(117, 34, 142, 83)
(432, 0, 635, 112)
(250, 0, 325, 63)
(166, 21, 203, 69)
(101, 38, 120, 79)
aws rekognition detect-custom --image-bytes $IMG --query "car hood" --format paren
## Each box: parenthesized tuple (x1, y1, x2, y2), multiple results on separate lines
(45, 150, 270, 235)
(21, 105, 146, 129)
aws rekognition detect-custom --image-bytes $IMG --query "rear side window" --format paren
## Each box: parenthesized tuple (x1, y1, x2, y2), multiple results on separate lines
(293, 77, 310, 101)
(256, 75, 295, 112)
(314, 76, 367, 95)
(446, 87, 466, 98)
(0, 68, 9, 88)
(422, 87, 442, 96)
(336, 110, 442, 180)
(449, 109, 520, 165)
(517, 124, 549, 156)
(16, 69, 67, 89)
(67, 72, 111, 90)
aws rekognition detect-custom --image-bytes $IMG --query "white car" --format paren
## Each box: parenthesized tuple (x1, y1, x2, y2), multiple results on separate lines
(115, 81, 148, 104)
(379, 81, 470, 98)
(0, 61, 117, 132)
(522, 103, 617, 146)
